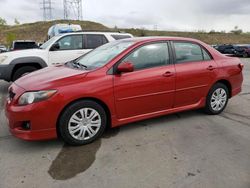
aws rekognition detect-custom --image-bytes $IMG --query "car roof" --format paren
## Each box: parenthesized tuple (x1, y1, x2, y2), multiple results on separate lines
(120, 36, 204, 44)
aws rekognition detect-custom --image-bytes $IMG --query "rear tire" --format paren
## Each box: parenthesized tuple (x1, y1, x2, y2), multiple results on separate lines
(12, 66, 38, 81)
(204, 83, 229, 115)
(58, 100, 107, 146)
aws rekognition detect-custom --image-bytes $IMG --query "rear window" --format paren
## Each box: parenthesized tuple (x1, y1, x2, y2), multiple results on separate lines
(14, 42, 38, 50)
(111, 35, 132, 40)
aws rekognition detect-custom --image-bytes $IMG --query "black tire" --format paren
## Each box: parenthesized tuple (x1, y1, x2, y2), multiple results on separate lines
(58, 100, 107, 146)
(204, 83, 229, 115)
(12, 66, 38, 81)
(243, 52, 248, 58)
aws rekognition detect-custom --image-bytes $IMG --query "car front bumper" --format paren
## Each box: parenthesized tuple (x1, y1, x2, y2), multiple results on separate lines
(5, 84, 60, 141)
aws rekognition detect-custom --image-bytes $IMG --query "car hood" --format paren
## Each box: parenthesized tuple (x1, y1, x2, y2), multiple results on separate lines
(15, 65, 89, 91)
(0, 49, 46, 65)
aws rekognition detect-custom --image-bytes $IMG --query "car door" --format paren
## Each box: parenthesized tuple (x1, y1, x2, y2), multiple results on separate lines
(172, 41, 217, 107)
(113, 42, 175, 119)
(48, 34, 85, 65)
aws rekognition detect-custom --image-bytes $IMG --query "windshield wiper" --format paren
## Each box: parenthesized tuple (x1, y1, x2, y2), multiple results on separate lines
(71, 61, 88, 69)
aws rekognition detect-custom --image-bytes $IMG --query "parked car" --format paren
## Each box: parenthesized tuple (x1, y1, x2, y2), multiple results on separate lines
(216, 44, 237, 55)
(234, 45, 250, 58)
(5, 37, 243, 145)
(211, 44, 218, 50)
(0, 32, 133, 82)
(0, 45, 7, 53)
(9, 40, 39, 51)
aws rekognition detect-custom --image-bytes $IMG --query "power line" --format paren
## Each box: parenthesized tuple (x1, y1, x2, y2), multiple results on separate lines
(41, 0, 53, 21)
(64, 0, 83, 20)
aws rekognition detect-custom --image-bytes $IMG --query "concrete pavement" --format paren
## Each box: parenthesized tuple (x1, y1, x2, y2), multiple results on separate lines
(0, 59, 250, 188)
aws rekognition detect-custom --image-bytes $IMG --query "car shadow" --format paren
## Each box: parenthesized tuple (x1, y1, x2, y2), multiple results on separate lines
(47, 109, 204, 180)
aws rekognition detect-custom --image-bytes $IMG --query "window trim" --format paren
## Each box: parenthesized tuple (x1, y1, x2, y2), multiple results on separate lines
(83, 34, 108, 49)
(171, 41, 213, 64)
(50, 34, 84, 51)
(111, 41, 173, 75)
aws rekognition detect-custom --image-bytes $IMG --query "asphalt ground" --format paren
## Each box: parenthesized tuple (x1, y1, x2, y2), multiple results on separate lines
(0, 58, 250, 188)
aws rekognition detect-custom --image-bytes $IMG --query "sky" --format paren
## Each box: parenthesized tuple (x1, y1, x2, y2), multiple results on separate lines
(0, 0, 250, 32)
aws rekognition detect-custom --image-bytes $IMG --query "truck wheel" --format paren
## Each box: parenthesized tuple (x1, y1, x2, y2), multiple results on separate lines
(12, 66, 38, 81)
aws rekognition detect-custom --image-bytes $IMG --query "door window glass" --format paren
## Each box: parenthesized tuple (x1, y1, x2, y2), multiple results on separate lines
(85, 34, 108, 49)
(122, 43, 170, 71)
(174, 42, 204, 63)
(57, 35, 83, 50)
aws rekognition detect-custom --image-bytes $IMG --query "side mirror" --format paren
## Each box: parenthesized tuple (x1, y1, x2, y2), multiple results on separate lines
(50, 43, 60, 51)
(117, 61, 134, 74)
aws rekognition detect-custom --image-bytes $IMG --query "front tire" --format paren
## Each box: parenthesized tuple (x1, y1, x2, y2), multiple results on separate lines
(204, 83, 229, 115)
(12, 66, 38, 81)
(58, 100, 107, 146)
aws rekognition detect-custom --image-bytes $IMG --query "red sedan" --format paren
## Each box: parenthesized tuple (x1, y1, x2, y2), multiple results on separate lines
(5, 37, 243, 145)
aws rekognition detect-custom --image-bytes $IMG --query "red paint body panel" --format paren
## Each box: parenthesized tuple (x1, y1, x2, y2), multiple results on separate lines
(5, 37, 243, 141)
(174, 60, 218, 107)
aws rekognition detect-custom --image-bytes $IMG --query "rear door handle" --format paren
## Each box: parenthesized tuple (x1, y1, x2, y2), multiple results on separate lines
(163, 71, 174, 77)
(207, 65, 216, 71)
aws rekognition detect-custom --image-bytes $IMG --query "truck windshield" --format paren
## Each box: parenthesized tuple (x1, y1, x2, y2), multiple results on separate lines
(40, 36, 59, 50)
(74, 41, 135, 70)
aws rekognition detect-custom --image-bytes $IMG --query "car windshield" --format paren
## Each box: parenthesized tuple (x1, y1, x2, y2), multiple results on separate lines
(74, 40, 135, 70)
(40, 36, 60, 49)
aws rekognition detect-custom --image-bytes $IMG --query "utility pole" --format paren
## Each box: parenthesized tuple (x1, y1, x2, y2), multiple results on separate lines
(41, 0, 53, 21)
(64, 0, 83, 20)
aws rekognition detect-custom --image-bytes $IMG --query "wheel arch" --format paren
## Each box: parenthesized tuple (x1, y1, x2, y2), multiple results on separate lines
(10, 57, 47, 81)
(212, 79, 232, 98)
(56, 97, 112, 138)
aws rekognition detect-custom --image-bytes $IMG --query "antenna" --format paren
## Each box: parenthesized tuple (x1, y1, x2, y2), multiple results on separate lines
(64, 0, 83, 20)
(41, 0, 53, 21)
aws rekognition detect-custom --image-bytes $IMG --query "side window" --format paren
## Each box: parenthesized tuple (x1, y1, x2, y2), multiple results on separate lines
(202, 49, 212, 61)
(57, 35, 83, 50)
(85, 34, 108, 49)
(122, 43, 170, 71)
(174, 42, 204, 63)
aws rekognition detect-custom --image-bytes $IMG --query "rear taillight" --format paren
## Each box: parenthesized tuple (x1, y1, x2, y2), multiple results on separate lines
(238, 63, 244, 70)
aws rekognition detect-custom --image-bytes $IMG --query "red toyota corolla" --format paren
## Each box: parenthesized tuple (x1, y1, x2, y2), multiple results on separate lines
(5, 37, 243, 145)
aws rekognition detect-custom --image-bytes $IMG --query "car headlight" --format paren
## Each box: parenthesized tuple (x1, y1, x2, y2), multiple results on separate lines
(0, 56, 8, 64)
(18, 90, 57, 105)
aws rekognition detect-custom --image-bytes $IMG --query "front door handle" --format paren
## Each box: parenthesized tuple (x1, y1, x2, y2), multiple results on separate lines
(163, 71, 174, 77)
(207, 65, 216, 71)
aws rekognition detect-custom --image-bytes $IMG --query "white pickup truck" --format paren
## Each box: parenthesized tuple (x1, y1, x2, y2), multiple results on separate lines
(0, 32, 133, 81)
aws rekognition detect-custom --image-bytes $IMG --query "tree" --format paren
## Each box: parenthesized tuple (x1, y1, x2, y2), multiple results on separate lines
(0, 17, 7, 25)
(231, 26, 243, 35)
(209, 29, 216, 34)
(139, 27, 146, 36)
(14, 18, 20, 25)
(6, 33, 16, 47)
